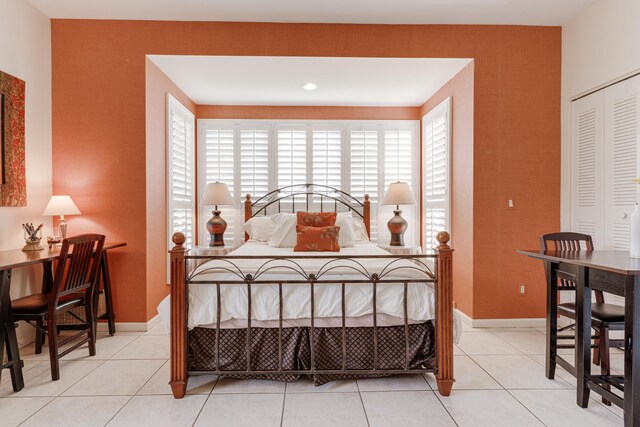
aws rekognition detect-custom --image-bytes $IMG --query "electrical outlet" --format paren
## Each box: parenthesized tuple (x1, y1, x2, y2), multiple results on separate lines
(518, 283, 526, 296)
(508, 199, 515, 209)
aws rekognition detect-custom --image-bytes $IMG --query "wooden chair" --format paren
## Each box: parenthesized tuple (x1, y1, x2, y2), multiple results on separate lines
(12, 234, 105, 381)
(541, 232, 624, 404)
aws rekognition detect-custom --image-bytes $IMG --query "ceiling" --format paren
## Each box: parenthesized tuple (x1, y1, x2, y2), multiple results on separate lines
(28, 0, 593, 25)
(147, 56, 472, 107)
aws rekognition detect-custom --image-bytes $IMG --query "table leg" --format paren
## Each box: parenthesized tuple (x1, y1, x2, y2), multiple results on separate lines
(624, 275, 640, 427)
(0, 269, 24, 392)
(545, 261, 558, 379)
(100, 251, 116, 335)
(575, 265, 591, 407)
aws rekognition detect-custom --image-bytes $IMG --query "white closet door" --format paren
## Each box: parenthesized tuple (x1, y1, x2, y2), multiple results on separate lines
(571, 91, 605, 249)
(603, 75, 640, 250)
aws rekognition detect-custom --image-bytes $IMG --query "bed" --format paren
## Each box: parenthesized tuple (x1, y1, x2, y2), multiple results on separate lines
(164, 184, 454, 398)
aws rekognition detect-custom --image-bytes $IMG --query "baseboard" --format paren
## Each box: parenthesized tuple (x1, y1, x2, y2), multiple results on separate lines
(96, 314, 160, 333)
(455, 309, 546, 328)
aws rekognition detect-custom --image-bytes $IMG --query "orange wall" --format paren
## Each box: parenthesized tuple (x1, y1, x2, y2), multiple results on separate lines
(419, 63, 475, 317)
(52, 21, 560, 321)
(197, 105, 419, 120)
(145, 59, 196, 319)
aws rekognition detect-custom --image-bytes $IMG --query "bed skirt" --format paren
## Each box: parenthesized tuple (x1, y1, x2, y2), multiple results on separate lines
(188, 320, 435, 386)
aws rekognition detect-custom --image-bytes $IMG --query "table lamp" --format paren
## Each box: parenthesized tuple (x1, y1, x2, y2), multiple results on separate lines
(201, 182, 235, 247)
(42, 195, 81, 239)
(381, 182, 417, 246)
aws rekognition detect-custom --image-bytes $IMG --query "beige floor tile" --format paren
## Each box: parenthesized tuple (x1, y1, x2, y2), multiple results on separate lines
(491, 331, 547, 354)
(63, 359, 164, 396)
(439, 390, 544, 426)
(194, 393, 283, 427)
(0, 360, 103, 397)
(0, 397, 52, 426)
(137, 361, 216, 395)
(357, 374, 429, 392)
(107, 395, 207, 427)
(111, 335, 170, 359)
(61, 334, 138, 361)
(425, 355, 502, 390)
(143, 323, 168, 335)
(457, 331, 521, 355)
(510, 389, 623, 426)
(362, 390, 455, 427)
(472, 355, 572, 389)
(21, 396, 130, 427)
(454, 344, 465, 355)
(286, 377, 358, 393)
(212, 377, 286, 394)
(0, 359, 43, 387)
(282, 392, 367, 427)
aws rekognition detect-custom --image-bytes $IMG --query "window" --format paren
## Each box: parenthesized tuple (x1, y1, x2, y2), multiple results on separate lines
(380, 128, 419, 247)
(198, 120, 419, 247)
(167, 95, 195, 250)
(422, 98, 451, 251)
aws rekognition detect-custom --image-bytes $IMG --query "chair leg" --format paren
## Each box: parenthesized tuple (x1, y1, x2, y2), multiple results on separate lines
(35, 319, 43, 354)
(85, 302, 96, 357)
(47, 316, 60, 381)
(592, 328, 602, 366)
(600, 326, 611, 406)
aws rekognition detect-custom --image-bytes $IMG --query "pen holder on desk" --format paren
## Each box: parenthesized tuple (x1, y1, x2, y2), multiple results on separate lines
(22, 229, 43, 251)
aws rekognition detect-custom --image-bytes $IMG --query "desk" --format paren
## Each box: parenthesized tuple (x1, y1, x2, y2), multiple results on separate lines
(518, 249, 640, 427)
(0, 242, 125, 392)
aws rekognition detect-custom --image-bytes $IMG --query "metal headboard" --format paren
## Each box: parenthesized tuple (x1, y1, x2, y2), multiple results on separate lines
(243, 184, 371, 239)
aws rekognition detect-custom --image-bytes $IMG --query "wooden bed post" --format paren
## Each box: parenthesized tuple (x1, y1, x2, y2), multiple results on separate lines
(435, 231, 454, 396)
(244, 194, 252, 242)
(363, 194, 371, 238)
(169, 232, 188, 398)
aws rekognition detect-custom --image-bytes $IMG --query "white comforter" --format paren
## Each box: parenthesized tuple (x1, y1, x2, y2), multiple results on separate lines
(158, 241, 436, 330)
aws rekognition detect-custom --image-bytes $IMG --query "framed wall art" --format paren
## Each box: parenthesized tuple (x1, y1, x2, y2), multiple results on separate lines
(0, 70, 26, 206)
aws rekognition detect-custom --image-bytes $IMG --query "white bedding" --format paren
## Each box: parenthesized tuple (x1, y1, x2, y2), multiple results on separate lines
(158, 241, 439, 331)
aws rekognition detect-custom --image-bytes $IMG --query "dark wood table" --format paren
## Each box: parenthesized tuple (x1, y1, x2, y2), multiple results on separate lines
(0, 242, 125, 392)
(518, 249, 640, 427)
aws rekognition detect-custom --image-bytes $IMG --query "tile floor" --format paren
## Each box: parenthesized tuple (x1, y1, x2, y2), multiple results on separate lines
(0, 323, 625, 426)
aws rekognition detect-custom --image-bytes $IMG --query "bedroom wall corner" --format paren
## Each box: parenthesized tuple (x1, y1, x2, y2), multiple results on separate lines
(145, 58, 197, 319)
(419, 62, 475, 318)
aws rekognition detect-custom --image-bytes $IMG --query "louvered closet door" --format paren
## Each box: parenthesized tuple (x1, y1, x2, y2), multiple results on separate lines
(571, 91, 605, 249)
(603, 75, 640, 250)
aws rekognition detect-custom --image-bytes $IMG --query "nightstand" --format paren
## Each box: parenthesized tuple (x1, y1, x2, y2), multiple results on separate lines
(189, 245, 236, 272)
(377, 244, 422, 255)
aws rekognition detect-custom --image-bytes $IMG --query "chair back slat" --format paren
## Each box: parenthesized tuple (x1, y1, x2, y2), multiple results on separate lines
(51, 234, 105, 306)
(539, 232, 603, 301)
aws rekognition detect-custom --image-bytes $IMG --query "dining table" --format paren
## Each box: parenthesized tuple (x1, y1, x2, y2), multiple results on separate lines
(518, 249, 640, 427)
(0, 242, 125, 392)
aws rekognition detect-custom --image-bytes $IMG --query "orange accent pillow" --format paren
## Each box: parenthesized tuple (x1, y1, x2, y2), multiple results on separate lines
(294, 225, 341, 252)
(296, 211, 337, 227)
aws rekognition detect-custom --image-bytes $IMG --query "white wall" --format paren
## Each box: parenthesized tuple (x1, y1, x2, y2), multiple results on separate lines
(0, 0, 52, 344)
(561, 0, 640, 229)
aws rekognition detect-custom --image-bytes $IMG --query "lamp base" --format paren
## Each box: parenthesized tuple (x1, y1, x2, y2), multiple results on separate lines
(387, 209, 407, 247)
(206, 210, 227, 247)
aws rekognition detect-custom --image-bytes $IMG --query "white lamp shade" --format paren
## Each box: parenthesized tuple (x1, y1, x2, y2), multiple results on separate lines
(201, 182, 235, 207)
(382, 182, 417, 206)
(42, 195, 81, 216)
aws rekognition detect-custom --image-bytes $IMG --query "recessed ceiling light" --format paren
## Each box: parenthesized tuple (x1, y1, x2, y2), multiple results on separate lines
(303, 83, 318, 91)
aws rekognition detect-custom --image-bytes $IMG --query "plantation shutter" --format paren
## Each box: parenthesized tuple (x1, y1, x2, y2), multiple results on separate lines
(167, 95, 195, 250)
(200, 126, 235, 246)
(350, 127, 379, 239)
(312, 129, 342, 206)
(277, 129, 307, 188)
(382, 128, 417, 246)
(240, 128, 270, 200)
(422, 98, 451, 251)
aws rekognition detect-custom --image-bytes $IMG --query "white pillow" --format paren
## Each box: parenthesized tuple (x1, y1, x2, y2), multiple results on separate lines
(242, 216, 275, 242)
(335, 212, 356, 247)
(353, 216, 369, 241)
(268, 213, 297, 247)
